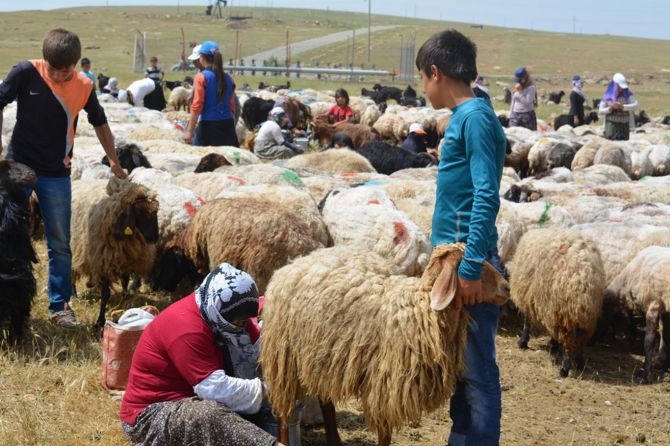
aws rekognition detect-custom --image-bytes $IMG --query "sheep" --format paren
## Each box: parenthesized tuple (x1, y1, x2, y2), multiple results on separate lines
(634, 110, 651, 127)
(372, 83, 403, 103)
(101, 143, 152, 173)
(593, 143, 632, 176)
(167, 85, 193, 112)
(260, 243, 510, 446)
(649, 144, 670, 175)
(311, 118, 379, 149)
(510, 228, 606, 377)
(193, 153, 232, 173)
(182, 196, 329, 294)
(71, 177, 159, 327)
(553, 111, 599, 129)
(0, 160, 37, 342)
(283, 148, 376, 175)
(546, 143, 577, 170)
(547, 90, 565, 104)
(361, 87, 389, 105)
(357, 141, 437, 175)
(603, 246, 670, 383)
(504, 140, 532, 178)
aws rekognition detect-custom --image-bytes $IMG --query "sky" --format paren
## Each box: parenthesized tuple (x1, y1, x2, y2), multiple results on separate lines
(2, 0, 669, 41)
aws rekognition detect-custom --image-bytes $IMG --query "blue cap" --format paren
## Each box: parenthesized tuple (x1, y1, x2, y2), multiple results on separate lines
(572, 74, 581, 82)
(199, 41, 220, 56)
(514, 66, 527, 82)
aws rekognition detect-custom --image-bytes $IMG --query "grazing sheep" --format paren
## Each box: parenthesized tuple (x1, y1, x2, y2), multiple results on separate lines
(510, 228, 606, 377)
(357, 141, 437, 175)
(372, 83, 403, 103)
(71, 177, 160, 327)
(260, 244, 510, 446)
(553, 111, 599, 129)
(0, 160, 37, 342)
(183, 196, 329, 294)
(603, 246, 670, 383)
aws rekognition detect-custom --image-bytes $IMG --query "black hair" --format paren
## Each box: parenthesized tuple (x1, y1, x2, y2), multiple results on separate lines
(331, 131, 354, 148)
(415, 29, 478, 85)
(43, 28, 81, 69)
(80, 57, 90, 66)
(335, 88, 350, 106)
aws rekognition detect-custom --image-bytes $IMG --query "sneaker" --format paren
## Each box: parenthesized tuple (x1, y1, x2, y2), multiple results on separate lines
(50, 304, 82, 329)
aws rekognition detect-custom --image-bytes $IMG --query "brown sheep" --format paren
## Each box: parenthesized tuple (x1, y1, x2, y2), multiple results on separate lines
(261, 244, 510, 446)
(71, 177, 159, 328)
(311, 116, 379, 149)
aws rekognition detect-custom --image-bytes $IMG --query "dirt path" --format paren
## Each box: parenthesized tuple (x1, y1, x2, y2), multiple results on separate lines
(244, 25, 400, 64)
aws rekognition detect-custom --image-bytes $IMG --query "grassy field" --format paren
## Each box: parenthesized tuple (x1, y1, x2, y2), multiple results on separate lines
(0, 6, 669, 121)
(1, 6, 670, 446)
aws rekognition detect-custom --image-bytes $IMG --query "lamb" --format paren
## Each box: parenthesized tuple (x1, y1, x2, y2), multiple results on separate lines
(0, 160, 37, 342)
(71, 177, 159, 327)
(602, 246, 670, 383)
(182, 196, 329, 294)
(260, 244, 510, 446)
(510, 228, 606, 377)
(311, 118, 379, 149)
(101, 143, 152, 173)
(167, 85, 193, 112)
(357, 140, 437, 175)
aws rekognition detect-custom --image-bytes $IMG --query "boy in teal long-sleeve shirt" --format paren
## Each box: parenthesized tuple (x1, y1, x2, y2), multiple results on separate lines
(416, 29, 507, 446)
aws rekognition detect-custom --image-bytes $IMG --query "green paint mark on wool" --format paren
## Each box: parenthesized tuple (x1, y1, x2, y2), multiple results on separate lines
(233, 151, 241, 164)
(538, 202, 553, 227)
(281, 169, 304, 186)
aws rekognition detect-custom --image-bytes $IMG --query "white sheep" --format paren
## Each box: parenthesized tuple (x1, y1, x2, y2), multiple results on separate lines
(167, 85, 193, 112)
(603, 246, 670, 383)
(510, 228, 606, 377)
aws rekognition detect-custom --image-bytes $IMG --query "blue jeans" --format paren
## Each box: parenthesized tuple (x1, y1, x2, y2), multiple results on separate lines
(28, 176, 73, 313)
(448, 251, 504, 446)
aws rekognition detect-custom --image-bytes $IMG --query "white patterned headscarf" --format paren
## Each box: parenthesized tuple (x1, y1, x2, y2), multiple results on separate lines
(195, 263, 259, 343)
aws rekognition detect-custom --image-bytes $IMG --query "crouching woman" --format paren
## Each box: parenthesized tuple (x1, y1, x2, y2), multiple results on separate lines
(119, 263, 283, 446)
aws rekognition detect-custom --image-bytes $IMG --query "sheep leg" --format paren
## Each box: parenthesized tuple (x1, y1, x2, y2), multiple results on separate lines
(129, 274, 142, 293)
(558, 342, 571, 378)
(642, 301, 663, 384)
(97, 280, 111, 332)
(319, 399, 342, 446)
(121, 274, 130, 296)
(657, 312, 670, 374)
(518, 317, 531, 349)
(376, 430, 392, 446)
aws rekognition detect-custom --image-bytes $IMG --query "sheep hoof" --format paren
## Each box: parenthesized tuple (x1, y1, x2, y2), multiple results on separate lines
(517, 339, 529, 349)
(559, 367, 569, 378)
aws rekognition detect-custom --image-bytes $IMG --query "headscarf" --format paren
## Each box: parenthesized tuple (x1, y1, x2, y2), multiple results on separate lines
(601, 78, 633, 105)
(195, 263, 260, 379)
(474, 75, 489, 94)
(571, 74, 586, 99)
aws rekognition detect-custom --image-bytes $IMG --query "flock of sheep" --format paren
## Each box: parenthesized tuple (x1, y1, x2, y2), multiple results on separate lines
(1, 84, 670, 445)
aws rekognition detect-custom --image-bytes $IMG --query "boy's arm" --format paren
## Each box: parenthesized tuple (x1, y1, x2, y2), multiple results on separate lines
(459, 113, 502, 281)
(94, 124, 126, 179)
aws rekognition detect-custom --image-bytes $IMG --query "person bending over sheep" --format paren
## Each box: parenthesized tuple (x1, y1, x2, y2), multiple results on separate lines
(0, 28, 126, 329)
(120, 263, 284, 446)
(253, 107, 304, 160)
(417, 29, 508, 445)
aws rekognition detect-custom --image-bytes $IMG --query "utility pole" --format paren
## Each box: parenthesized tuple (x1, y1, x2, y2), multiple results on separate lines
(367, 0, 371, 63)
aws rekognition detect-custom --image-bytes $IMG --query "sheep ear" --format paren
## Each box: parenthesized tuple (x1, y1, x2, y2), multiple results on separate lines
(113, 210, 135, 240)
(430, 262, 458, 311)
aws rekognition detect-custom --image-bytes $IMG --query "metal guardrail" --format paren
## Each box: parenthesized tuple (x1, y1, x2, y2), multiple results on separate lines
(172, 62, 397, 78)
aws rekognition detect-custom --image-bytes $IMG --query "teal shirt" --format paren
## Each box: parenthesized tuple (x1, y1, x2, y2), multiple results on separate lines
(430, 97, 506, 280)
(81, 70, 96, 85)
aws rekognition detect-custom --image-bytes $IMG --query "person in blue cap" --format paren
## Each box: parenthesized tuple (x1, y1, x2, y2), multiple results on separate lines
(184, 40, 239, 147)
(508, 66, 537, 130)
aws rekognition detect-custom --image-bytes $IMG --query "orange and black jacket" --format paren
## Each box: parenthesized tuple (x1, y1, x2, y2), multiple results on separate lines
(0, 60, 108, 177)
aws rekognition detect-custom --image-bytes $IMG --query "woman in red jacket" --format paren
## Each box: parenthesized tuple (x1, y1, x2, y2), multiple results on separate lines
(120, 263, 282, 446)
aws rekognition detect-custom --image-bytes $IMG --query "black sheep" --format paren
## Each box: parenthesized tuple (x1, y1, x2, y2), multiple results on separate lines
(357, 141, 437, 175)
(97, 73, 110, 93)
(553, 111, 599, 129)
(361, 87, 388, 105)
(635, 110, 650, 127)
(662, 115, 670, 125)
(242, 97, 275, 131)
(547, 90, 565, 104)
(0, 160, 38, 342)
(102, 143, 152, 173)
(372, 83, 402, 103)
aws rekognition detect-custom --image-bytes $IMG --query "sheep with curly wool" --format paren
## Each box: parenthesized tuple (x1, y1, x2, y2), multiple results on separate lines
(593, 143, 632, 177)
(260, 244, 510, 446)
(602, 246, 670, 383)
(183, 196, 329, 294)
(71, 177, 159, 327)
(510, 228, 606, 377)
(283, 148, 376, 174)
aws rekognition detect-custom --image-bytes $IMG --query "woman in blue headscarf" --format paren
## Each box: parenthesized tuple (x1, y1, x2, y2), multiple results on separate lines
(599, 72, 638, 140)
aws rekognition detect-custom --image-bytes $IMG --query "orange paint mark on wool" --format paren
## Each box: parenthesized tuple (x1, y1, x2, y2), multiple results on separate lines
(368, 199, 381, 205)
(393, 221, 408, 245)
(184, 201, 199, 218)
(227, 175, 247, 185)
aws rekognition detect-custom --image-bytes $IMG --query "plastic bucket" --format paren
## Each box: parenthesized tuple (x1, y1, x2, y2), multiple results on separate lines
(294, 137, 309, 151)
(260, 402, 302, 446)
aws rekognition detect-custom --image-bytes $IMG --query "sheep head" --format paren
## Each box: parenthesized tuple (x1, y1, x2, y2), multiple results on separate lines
(106, 177, 159, 243)
(0, 160, 36, 189)
(423, 243, 510, 311)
